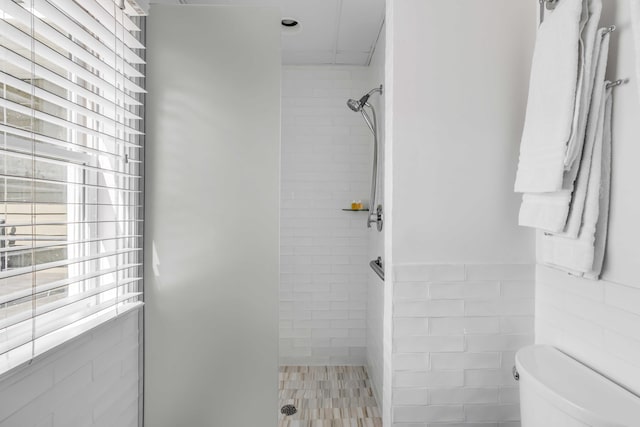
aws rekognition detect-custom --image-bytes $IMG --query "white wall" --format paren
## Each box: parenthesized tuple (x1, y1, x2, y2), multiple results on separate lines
(0, 311, 140, 427)
(280, 65, 373, 366)
(387, 0, 537, 425)
(392, 263, 534, 425)
(391, 1, 535, 266)
(145, 5, 280, 427)
(536, 0, 640, 396)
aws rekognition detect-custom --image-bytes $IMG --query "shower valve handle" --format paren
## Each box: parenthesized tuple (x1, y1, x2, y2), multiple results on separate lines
(368, 205, 384, 232)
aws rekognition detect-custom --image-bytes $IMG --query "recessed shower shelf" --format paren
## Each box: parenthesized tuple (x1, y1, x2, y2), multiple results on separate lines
(342, 208, 370, 212)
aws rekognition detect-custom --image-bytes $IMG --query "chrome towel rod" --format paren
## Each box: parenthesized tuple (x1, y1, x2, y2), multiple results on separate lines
(369, 257, 384, 281)
(607, 79, 626, 89)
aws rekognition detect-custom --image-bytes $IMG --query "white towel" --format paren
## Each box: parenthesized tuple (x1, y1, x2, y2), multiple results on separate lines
(564, 0, 603, 170)
(585, 89, 613, 279)
(517, 2, 604, 232)
(562, 28, 610, 238)
(519, 191, 574, 233)
(514, 0, 586, 193)
(632, 0, 640, 101)
(537, 87, 612, 278)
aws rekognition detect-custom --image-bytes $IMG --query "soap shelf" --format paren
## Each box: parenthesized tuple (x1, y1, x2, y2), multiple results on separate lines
(342, 208, 370, 212)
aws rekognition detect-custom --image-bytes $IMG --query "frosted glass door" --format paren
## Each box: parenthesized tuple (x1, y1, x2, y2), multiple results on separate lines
(144, 5, 281, 427)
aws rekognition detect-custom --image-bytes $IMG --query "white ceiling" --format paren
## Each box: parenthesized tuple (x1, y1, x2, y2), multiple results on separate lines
(150, 0, 385, 66)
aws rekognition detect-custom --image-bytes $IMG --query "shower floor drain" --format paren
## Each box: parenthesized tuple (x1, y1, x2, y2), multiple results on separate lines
(280, 404, 297, 416)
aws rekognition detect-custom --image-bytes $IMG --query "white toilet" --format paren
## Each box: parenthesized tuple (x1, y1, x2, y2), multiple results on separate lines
(516, 345, 640, 427)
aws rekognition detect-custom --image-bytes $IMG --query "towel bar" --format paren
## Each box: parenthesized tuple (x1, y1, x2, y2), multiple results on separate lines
(606, 79, 626, 89)
(602, 25, 616, 37)
(369, 257, 384, 281)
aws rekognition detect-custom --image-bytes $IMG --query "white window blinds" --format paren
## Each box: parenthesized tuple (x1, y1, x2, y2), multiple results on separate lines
(0, 0, 145, 373)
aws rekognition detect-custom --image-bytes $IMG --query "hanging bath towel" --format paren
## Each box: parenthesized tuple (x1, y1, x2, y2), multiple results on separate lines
(561, 28, 610, 238)
(517, 0, 604, 232)
(584, 88, 613, 279)
(564, 0, 604, 171)
(515, 0, 587, 193)
(537, 87, 612, 279)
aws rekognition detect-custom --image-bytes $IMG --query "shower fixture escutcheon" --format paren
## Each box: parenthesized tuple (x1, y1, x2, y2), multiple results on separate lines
(346, 85, 384, 231)
(370, 205, 383, 232)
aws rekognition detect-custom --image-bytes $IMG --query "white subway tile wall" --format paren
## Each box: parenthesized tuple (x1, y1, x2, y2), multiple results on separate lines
(280, 66, 374, 365)
(536, 265, 640, 395)
(391, 263, 534, 426)
(0, 312, 140, 427)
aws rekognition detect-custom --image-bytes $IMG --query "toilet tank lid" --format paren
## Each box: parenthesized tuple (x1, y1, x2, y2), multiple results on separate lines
(516, 345, 640, 427)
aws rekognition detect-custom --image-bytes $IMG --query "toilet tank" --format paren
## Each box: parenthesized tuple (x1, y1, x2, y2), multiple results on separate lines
(516, 345, 640, 427)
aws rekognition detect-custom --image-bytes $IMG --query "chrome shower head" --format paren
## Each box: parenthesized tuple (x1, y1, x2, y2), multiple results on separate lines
(346, 85, 383, 113)
(347, 98, 362, 112)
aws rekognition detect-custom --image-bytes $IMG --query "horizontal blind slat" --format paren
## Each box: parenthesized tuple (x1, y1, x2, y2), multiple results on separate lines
(32, 0, 144, 80)
(0, 234, 142, 254)
(3, 0, 143, 81)
(0, 173, 142, 193)
(0, 201, 142, 208)
(0, 247, 141, 280)
(0, 293, 142, 355)
(121, 0, 146, 19)
(45, 0, 145, 63)
(0, 19, 144, 107)
(0, 71, 142, 137)
(0, 98, 141, 148)
(75, 0, 144, 50)
(0, 263, 141, 306)
(0, 148, 141, 179)
(0, 44, 143, 115)
(0, 124, 139, 163)
(0, 280, 142, 331)
(95, 0, 141, 32)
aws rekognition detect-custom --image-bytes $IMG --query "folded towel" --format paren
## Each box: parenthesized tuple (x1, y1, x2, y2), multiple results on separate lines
(518, 6, 605, 233)
(564, 0, 603, 170)
(632, 0, 640, 101)
(537, 86, 612, 278)
(563, 29, 610, 238)
(515, 0, 586, 193)
(584, 88, 613, 279)
(519, 191, 573, 233)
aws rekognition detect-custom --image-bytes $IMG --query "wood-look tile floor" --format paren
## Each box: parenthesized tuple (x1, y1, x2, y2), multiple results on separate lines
(278, 366, 382, 427)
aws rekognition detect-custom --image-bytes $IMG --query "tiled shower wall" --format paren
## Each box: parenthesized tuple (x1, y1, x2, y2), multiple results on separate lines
(391, 263, 534, 426)
(280, 66, 374, 365)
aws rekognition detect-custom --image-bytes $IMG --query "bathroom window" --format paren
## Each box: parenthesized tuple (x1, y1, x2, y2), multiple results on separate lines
(0, 0, 145, 374)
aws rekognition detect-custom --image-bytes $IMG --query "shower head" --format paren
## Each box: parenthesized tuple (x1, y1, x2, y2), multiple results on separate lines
(346, 85, 383, 113)
(346, 93, 372, 112)
(347, 98, 363, 112)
